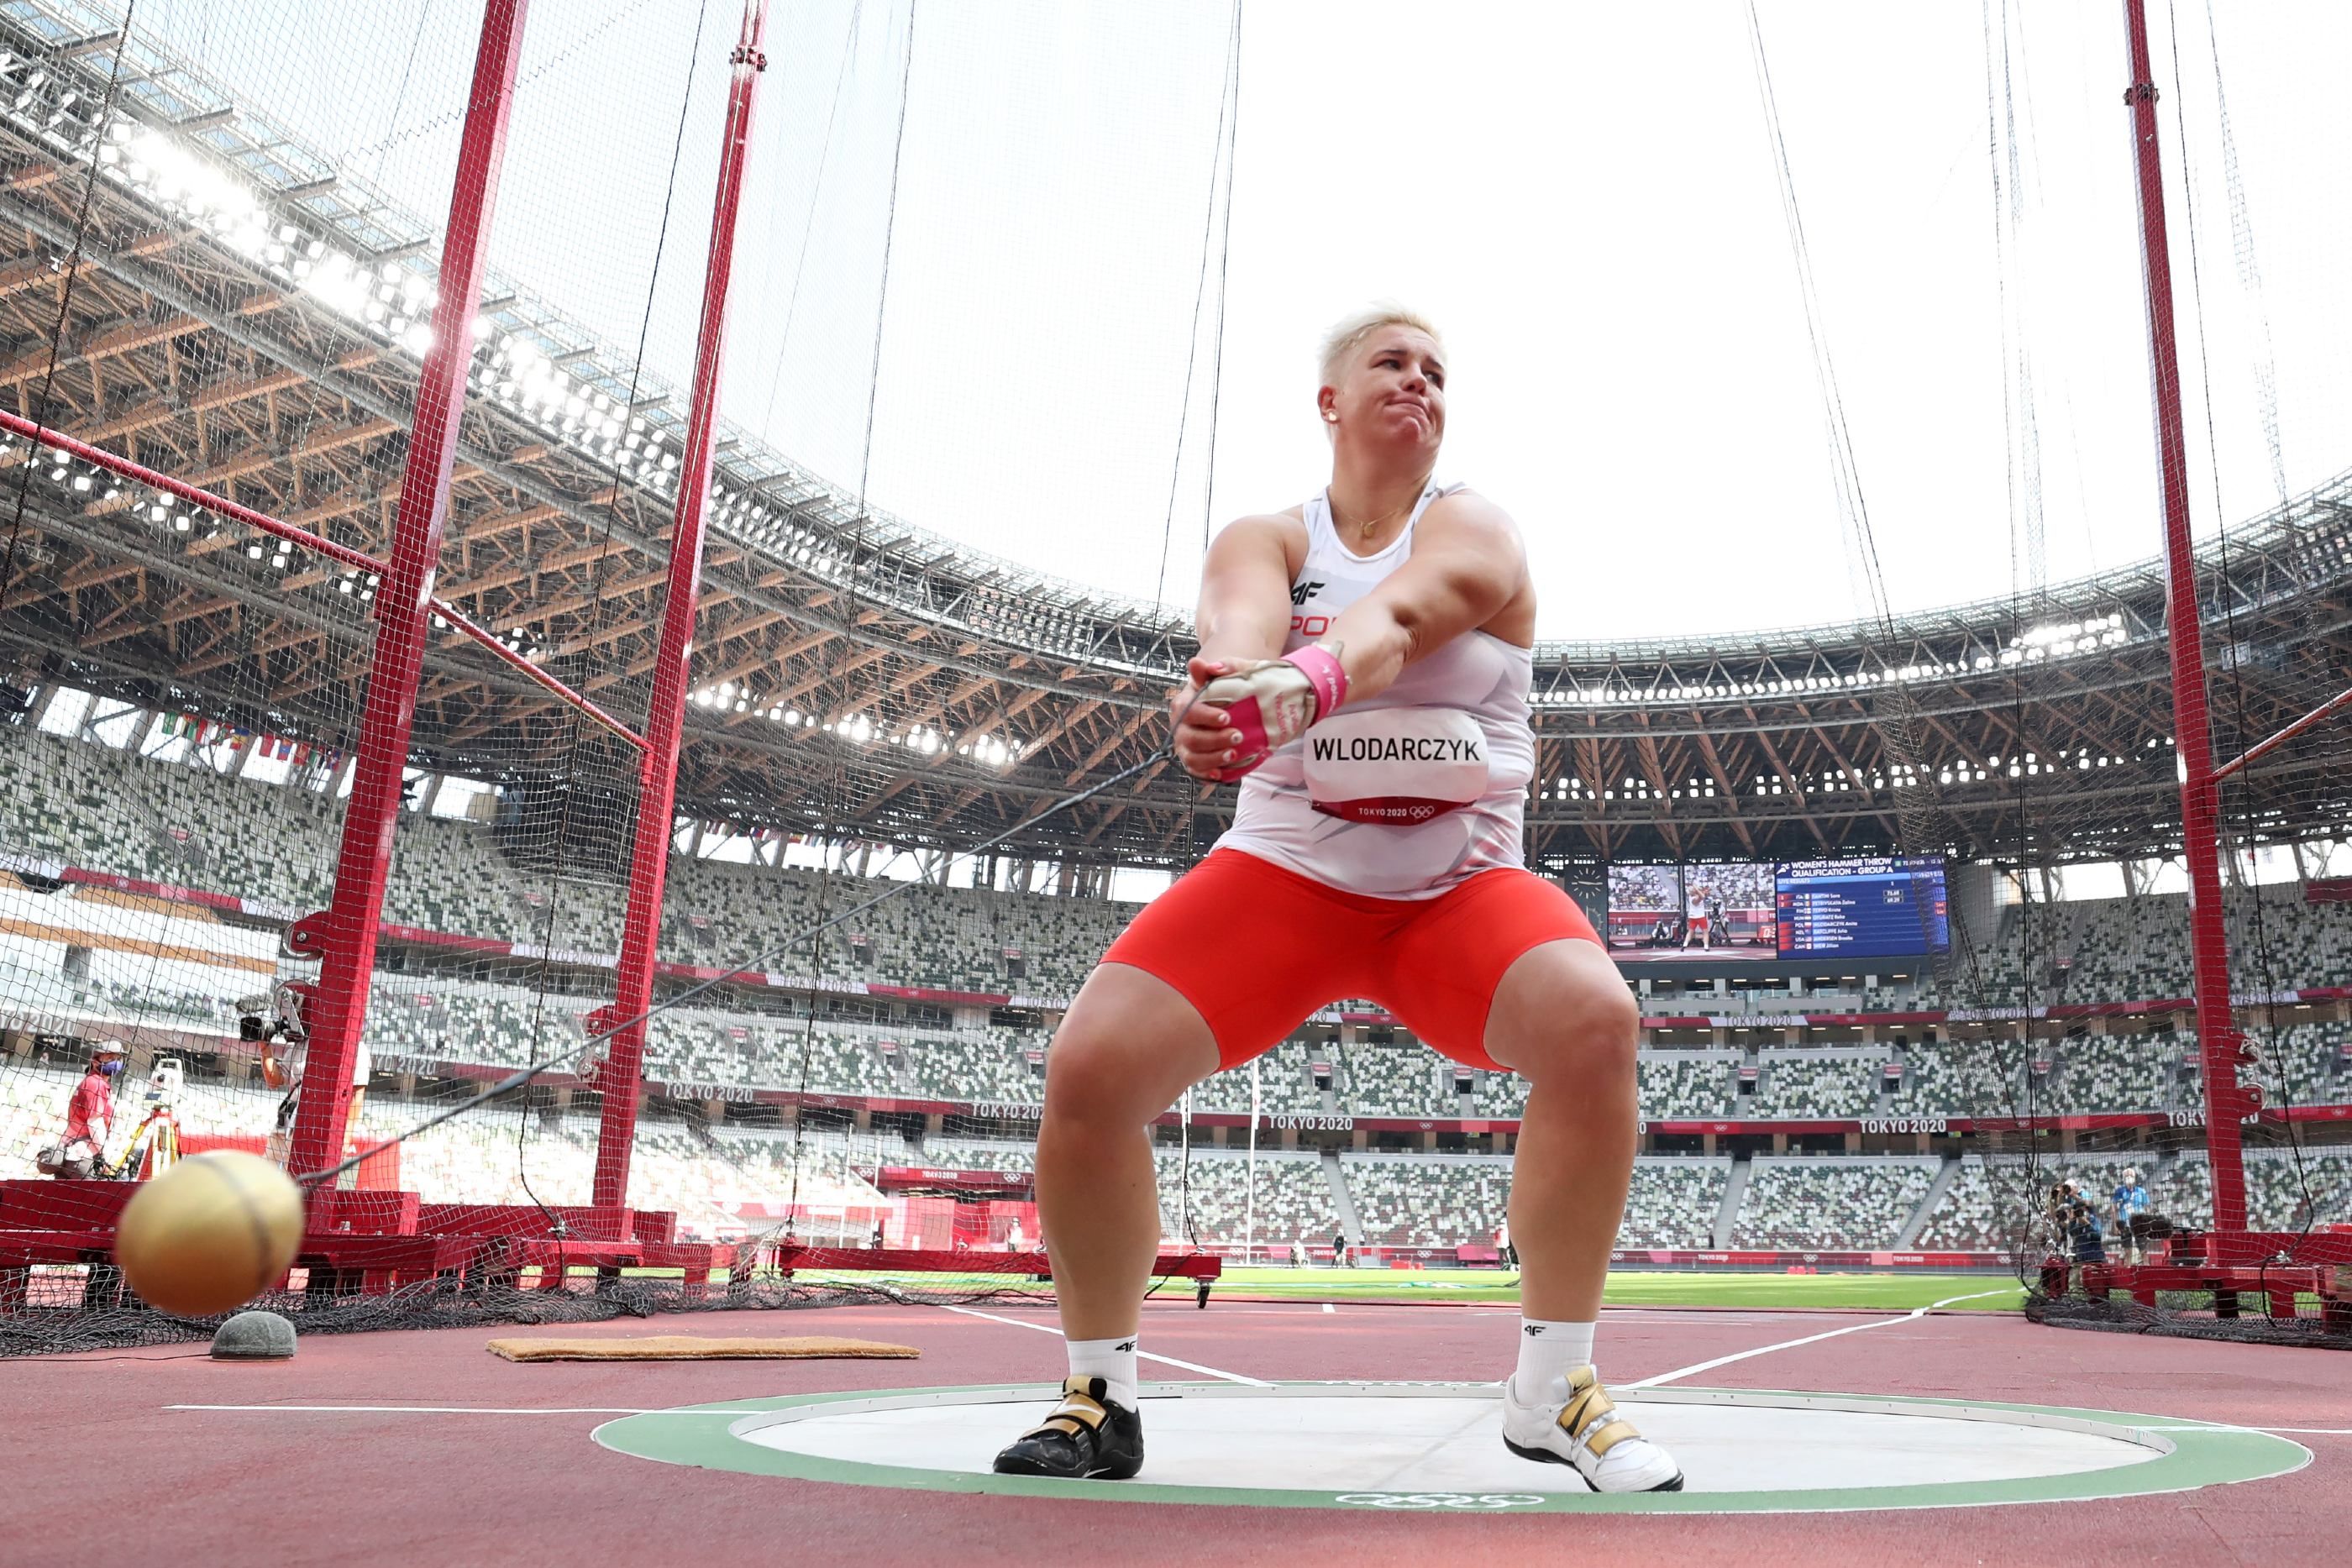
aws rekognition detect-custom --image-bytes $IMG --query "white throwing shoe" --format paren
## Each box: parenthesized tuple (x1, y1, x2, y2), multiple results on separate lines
(1501, 1365, 1684, 1492)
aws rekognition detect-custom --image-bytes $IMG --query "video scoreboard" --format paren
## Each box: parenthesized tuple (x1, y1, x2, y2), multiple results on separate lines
(1774, 856, 1950, 962)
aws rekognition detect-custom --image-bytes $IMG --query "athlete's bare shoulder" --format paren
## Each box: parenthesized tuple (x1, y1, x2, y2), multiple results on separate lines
(1421, 486, 1521, 548)
(1417, 487, 1535, 646)
(1211, 506, 1310, 577)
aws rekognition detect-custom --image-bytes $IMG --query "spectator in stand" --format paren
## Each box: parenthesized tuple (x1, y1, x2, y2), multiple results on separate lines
(2110, 1167, 2151, 1265)
(52, 1041, 125, 1177)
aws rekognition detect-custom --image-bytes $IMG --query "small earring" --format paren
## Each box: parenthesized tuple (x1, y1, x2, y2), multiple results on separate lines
(1323, 412, 1338, 424)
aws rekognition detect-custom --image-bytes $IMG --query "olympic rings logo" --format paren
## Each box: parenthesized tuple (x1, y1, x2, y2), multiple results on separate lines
(1332, 1492, 1547, 1511)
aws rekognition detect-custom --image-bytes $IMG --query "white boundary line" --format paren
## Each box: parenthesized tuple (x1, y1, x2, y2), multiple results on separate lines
(937, 1303, 1270, 1386)
(167, 1403, 2350, 1439)
(1626, 1290, 2019, 1390)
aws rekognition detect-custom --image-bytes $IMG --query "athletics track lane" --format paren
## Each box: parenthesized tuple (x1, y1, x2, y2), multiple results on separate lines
(5, 1298, 2345, 1564)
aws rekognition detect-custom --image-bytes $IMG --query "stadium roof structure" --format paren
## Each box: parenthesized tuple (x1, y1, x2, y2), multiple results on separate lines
(0, 4, 2348, 877)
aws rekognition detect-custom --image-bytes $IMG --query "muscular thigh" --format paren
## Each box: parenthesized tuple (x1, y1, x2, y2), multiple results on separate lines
(1374, 868, 1602, 1069)
(1096, 847, 1379, 1071)
(1044, 961, 1224, 1125)
(1479, 935, 1639, 1081)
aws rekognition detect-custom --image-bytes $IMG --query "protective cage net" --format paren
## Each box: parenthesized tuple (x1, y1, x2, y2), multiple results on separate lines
(0, 0, 1242, 1354)
(1840, 1, 2352, 1347)
(5, 0, 2350, 1360)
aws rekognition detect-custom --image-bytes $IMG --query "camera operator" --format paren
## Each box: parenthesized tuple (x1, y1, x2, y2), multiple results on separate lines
(262, 1032, 370, 1172)
(2042, 1177, 2108, 1264)
(2066, 1195, 2105, 1264)
(2043, 1178, 2077, 1255)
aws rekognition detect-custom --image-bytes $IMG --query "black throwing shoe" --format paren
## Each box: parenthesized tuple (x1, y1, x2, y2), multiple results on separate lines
(991, 1376, 1144, 1479)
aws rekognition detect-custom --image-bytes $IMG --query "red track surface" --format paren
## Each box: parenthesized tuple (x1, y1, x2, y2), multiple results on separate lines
(10, 1300, 2347, 1565)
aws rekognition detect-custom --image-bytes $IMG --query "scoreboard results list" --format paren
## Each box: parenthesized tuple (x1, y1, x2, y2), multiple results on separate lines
(1775, 856, 1950, 961)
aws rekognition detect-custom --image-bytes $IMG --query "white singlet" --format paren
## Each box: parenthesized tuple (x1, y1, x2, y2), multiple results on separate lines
(1215, 483, 1535, 899)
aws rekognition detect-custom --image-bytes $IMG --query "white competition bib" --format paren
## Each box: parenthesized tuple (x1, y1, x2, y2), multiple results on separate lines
(1300, 706, 1490, 825)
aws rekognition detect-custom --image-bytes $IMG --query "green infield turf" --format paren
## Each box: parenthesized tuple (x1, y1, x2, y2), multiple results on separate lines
(1201, 1266, 2024, 1312)
(642, 1263, 2026, 1313)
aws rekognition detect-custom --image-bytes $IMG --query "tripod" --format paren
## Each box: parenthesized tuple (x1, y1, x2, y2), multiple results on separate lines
(108, 1103, 181, 1181)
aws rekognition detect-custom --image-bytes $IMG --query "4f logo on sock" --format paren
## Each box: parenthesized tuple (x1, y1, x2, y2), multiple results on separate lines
(1522, 1324, 1546, 1336)
(1116, 1340, 1136, 1353)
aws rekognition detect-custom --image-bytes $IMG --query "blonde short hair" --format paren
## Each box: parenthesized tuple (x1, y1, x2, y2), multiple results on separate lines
(1318, 302, 1446, 390)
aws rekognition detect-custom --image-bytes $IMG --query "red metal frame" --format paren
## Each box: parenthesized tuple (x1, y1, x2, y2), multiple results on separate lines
(2055, 1225, 2352, 1337)
(590, 0, 771, 1210)
(425, 596, 645, 747)
(286, 0, 532, 1209)
(2119, 0, 2251, 1232)
(2211, 681, 2352, 784)
(0, 404, 642, 746)
(0, 407, 386, 576)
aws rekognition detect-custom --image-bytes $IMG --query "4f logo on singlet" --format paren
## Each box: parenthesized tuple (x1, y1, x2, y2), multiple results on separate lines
(1291, 580, 1331, 636)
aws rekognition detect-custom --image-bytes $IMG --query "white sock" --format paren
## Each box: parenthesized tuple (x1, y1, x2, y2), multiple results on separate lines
(1513, 1318, 1596, 1403)
(1066, 1335, 1140, 1408)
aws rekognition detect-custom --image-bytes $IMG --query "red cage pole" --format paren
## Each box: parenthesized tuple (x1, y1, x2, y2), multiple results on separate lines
(590, 1, 771, 1213)
(285, 1, 531, 1212)
(2119, 0, 2250, 1230)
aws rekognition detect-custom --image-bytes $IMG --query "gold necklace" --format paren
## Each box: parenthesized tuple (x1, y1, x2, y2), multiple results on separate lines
(1332, 485, 1425, 541)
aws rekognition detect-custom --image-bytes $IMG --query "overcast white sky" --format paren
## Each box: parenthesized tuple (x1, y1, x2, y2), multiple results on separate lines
(143, 1, 2352, 641)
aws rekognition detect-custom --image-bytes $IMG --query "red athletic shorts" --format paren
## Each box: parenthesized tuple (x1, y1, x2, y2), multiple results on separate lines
(1100, 847, 1602, 1070)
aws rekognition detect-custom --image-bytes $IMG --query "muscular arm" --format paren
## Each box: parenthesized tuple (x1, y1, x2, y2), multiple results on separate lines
(1171, 496, 1527, 779)
(1319, 491, 1525, 704)
(1169, 515, 1299, 776)
(1194, 515, 1297, 666)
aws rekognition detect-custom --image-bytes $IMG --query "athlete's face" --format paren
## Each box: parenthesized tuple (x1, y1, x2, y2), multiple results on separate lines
(1322, 327, 1446, 453)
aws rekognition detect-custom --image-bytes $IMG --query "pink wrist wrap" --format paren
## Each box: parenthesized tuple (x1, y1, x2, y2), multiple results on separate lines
(1281, 644, 1349, 719)
(1210, 646, 1350, 782)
